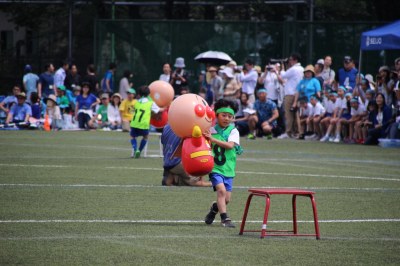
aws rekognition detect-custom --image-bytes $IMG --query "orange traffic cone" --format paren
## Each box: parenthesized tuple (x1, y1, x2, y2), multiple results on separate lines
(43, 114, 51, 131)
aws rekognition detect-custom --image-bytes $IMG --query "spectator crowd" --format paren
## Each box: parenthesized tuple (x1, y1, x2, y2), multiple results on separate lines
(1, 54, 399, 145)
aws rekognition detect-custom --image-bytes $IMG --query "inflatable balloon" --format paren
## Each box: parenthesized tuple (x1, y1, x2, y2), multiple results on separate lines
(149, 80, 174, 108)
(181, 126, 214, 176)
(168, 94, 215, 138)
(150, 109, 168, 128)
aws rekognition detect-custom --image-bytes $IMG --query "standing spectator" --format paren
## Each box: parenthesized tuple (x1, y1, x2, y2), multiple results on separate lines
(108, 93, 122, 130)
(234, 92, 253, 136)
(338, 56, 358, 91)
(209, 66, 224, 102)
(119, 70, 133, 100)
(247, 89, 279, 139)
(74, 82, 100, 129)
(129, 86, 163, 158)
(159, 63, 172, 83)
(54, 61, 69, 91)
(5, 92, 31, 127)
(294, 65, 321, 103)
(376, 65, 394, 107)
(321, 55, 336, 89)
(221, 67, 240, 101)
(0, 85, 21, 123)
(64, 64, 81, 91)
(81, 64, 99, 94)
(258, 64, 280, 105)
(170, 57, 188, 96)
(23, 64, 40, 101)
(39, 63, 55, 98)
(239, 59, 258, 104)
(277, 53, 304, 139)
(314, 59, 325, 89)
(119, 88, 137, 132)
(365, 93, 392, 145)
(101, 62, 117, 94)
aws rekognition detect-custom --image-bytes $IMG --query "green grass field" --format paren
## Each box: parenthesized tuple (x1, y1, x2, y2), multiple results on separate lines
(1, 131, 400, 265)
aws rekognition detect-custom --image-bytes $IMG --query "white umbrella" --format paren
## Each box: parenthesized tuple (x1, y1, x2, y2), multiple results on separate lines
(194, 51, 233, 65)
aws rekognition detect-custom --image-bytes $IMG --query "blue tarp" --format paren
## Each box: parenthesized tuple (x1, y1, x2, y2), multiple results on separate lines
(360, 20, 400, 51)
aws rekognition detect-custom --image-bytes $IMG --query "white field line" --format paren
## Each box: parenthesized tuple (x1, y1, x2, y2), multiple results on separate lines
(1, 163, 399, 182)
(1, 219, 400, 224)
(1, 183, 400, 192)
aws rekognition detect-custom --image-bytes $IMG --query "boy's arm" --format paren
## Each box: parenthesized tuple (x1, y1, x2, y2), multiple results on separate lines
(203, 130, 235, 150)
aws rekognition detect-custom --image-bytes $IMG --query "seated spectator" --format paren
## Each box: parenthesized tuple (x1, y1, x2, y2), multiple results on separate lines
(365, 93, 392, 145)
(297, 96, 313, 139)
(247, 89, 279, 139)
(354, 100, 377, 144)
(234, 92, 254, 136)
(307, 95, 326, 140)
(119, 88, 137, 132)
(108, 93, 122, 130)
(0, 85, 21, 123)
(45, 94, 62, 130)
(161, 123, 211, 187)
(74, 82, 100, 129)
(56, 85, 70, 114)
(320, 86, 348, 142)
(91, 93, 111, 130)
(320, 90, 337, 137)
(29, 92, 41, 120)
(340, 97, 367, 144)
(5, 92, 32, 127)
(69, 85, 81, 113)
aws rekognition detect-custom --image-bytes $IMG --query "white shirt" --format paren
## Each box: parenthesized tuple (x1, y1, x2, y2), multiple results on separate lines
(311, 102, 325, 117)
(119, 77, 130, 100)
(324, 99, 336, 114)
(138, 97, 160, 114)
(351, 104, 366, 116)
(239, 69, 258, 95)
(107, 104, 121, 124)
(321, 67, 335, 84)
(281, 63, 304, 96)
(261, 72, 279, 100)
(159, 74, 170, 83)
(54, 68, 66, 87)
(300, 103, 313, 117)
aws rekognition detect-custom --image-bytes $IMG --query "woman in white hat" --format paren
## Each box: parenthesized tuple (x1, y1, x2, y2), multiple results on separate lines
(170, 57, 188, 96)
(221, 67, 240, 101)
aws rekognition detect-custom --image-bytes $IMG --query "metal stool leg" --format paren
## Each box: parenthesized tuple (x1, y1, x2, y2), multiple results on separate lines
(310, 195, 321, 240)
(292, 195, 298, 235)
(239, 193, 254, 235)
(260, 194, 271, 238)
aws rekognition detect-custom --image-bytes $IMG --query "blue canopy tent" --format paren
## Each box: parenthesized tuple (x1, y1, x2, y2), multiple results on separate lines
(359, 20, 400, 75)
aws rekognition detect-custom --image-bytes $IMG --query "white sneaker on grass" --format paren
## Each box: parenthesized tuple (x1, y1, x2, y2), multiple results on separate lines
(278, 133, 290, 139)
(320, 135, 329, 142)
(334, 137, 341, 143)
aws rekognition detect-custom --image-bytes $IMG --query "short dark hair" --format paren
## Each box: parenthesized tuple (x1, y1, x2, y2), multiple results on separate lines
(139, 85, 150, 97)
(87, 64, 96, 73)
(290, 52, 301, 62)
(214, 99, 238, 114)
(244, 58, 254, 66)
(109, 62, 117, 70)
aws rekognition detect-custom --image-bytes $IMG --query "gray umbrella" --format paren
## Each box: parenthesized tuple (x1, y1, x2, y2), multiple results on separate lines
(194, 51, 233, 65)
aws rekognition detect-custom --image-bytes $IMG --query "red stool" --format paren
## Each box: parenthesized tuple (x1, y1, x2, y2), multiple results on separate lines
(239, 188, 320, 239)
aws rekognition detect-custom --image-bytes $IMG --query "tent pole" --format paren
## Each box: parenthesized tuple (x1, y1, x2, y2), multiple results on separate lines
(358, 49, 362, 77)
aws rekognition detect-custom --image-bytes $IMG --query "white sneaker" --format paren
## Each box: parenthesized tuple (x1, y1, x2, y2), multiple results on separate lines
(311, 134, 320, 141)
(329, 136, 335, 142)
(305, 134, 316, 140)
(333, 137, 341, 143)
(131, 149, 135, 158)
(278, 133, 290, 139)
(320, 135, 329, 142)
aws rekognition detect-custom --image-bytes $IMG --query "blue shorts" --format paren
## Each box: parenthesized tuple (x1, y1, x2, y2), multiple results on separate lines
(209, 172, 233, 192)
(341, 113, 352, 120)
(130, 127, 149, 138)
(324, 112, 332, 118)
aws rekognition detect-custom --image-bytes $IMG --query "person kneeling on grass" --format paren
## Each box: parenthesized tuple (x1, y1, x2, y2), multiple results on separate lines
(203, 99, 242, 228)
(129, 86, 164, 158)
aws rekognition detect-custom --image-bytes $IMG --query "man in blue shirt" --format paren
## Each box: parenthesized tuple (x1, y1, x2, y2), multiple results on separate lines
(338, 56, 358, 91)
(161, 124, 211, 187)
(39, 63, 55, 98)
(22, 65, 40, 101)
(5, 92, 32, 127)
(101, 62, 117, 94)
(0, 85, 21, 123)
(247, 89, 279, 139)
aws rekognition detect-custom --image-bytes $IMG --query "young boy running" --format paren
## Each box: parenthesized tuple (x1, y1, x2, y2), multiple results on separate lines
(130, 86, 163, 158)
(204, 99, 241, 228)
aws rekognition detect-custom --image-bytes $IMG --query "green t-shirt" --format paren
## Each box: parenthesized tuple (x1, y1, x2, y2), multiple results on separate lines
(130, 97, 153, 130)
(211, 125, 237, 178)
(96, 104, 108, 122)
(58, 95, 69, 107)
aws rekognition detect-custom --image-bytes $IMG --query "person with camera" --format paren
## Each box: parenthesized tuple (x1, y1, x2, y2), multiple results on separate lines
(277, 53, 304, 139)
(239, 59, 258, 104)
(170, 57, 189, 96)
(376, 65, 394, 107)
(258, 64, 280, 106)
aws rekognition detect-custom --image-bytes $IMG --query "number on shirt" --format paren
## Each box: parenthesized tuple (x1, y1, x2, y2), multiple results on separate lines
(132, 109, 145, 122)
(213, 145, 226, 166)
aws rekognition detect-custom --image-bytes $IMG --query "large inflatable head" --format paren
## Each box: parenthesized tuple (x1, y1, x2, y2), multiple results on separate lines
(168, 94, 215, 138)
(149, 80, 174, 108)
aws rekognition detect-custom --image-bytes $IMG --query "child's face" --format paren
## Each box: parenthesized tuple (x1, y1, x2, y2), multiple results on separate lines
(338, 89, 345, 97)
(217, 112, 234, 128)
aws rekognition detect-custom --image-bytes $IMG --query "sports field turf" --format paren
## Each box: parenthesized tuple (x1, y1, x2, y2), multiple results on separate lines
(1, 131, 399, 265)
